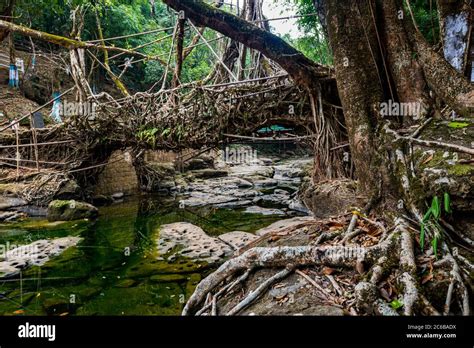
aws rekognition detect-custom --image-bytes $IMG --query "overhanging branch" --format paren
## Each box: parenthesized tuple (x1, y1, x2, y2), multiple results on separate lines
(161, 0, 333, 89)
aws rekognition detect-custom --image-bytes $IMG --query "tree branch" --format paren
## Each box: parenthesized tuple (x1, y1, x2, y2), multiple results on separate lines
(0, 19, 167, 66)
(161, 0, 333, 89)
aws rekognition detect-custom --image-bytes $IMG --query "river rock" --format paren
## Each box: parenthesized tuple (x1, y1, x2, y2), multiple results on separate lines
(0, 211, 23, 222)
(244, 206, 286, 216)
(229, 165, 275, 178)
(157, 222, 233, 264)
(54, 180, 81, 200)
(179, 193, 238, 208)
(183, 157, 214, 171)
(191, 169, 228, 179)
(256, 216, 314, 236)
(254, 192, 291, 207)
(0, 197, 27, 210)
(218, 231, 258, 249)
(288, 198, 312, 215)
(215, 200, 253, 209)
(47, 200, 99, 221)
(0, 236, 82, 278)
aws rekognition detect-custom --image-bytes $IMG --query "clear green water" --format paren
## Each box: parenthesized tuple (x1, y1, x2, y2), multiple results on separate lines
(0, 196, 286, 316)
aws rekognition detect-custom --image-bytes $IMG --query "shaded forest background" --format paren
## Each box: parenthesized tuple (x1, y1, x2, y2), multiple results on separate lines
(7, 0, 441, 92)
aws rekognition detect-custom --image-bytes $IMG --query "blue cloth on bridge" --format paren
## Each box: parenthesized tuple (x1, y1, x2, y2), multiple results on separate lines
(8, 64, 19, 88)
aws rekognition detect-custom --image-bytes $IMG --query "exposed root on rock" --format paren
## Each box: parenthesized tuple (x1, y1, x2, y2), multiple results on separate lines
(183, 215, 472, 316)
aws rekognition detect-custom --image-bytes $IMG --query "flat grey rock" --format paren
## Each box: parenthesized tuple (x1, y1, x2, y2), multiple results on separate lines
(218, 231, 258, 249)
(157, 222, 233, 264)
(0, 236, 82, 278)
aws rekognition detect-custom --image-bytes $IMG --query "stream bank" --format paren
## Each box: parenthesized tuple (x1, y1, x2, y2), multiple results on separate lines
(0, 154, 314, 315)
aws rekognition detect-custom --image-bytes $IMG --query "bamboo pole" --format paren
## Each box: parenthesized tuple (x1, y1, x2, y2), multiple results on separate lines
(0, 19, 167, 65)
(28, 113, 40, 171)
(0, 140, 74, 149)
(15, 125, 19, 179)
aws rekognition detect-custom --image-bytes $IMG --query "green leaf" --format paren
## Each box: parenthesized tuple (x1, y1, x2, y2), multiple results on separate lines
(161, 128, 171, 137)
(448, 122, 469, 129)
(444, 192, 452, 214)
(431, 196, 441, 220)
(432, 237, 438, 258)
(390, 299, 404, 310)
(422, 208, 432, 222)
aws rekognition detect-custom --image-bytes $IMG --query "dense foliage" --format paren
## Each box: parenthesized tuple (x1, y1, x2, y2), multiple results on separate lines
(13, 0, 220, 90)
(10, 0, 442, 90)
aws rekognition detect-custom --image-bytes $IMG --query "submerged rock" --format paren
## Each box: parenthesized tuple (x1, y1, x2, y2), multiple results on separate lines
(244, 206, 286, 216)
(47, 200, 99, 221)
(0, 236, 82, 278)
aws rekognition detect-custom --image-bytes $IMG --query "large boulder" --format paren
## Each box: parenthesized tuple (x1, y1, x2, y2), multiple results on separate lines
(47, 200, 98, 221)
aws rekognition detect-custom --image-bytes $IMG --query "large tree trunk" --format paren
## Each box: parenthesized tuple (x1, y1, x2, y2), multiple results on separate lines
(378, 0, 431, 119)
(325, 0, 386, 193)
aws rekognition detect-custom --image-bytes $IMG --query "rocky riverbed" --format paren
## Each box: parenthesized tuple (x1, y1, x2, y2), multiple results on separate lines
(0, 156, 315, 315)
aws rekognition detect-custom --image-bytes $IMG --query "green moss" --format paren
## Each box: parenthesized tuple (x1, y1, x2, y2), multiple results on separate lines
(447, 164, 474, 176)
(150, 274, 188, 283)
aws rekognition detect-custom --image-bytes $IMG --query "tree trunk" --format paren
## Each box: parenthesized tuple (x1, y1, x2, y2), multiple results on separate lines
(172, 16, 186, 88)
(325, 0, 385, 193)
(378, 0, 431, 119)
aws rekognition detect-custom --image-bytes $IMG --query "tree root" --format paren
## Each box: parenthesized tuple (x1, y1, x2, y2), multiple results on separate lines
(183, 216, 471, 316)
(226, 265, 294, 316)
(183, 228, 398, 315)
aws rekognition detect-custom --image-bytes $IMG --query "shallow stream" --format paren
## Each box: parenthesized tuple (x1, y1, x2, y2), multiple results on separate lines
(0, 196, 288, 315)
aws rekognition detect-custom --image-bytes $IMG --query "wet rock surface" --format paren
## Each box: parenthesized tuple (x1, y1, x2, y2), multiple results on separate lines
(218, 231, 258, 249)
(0, 236, 82, 278)
(157, 222, 233, 264)
(177, 158, 313, 214)
(47, 200, 99, 221)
